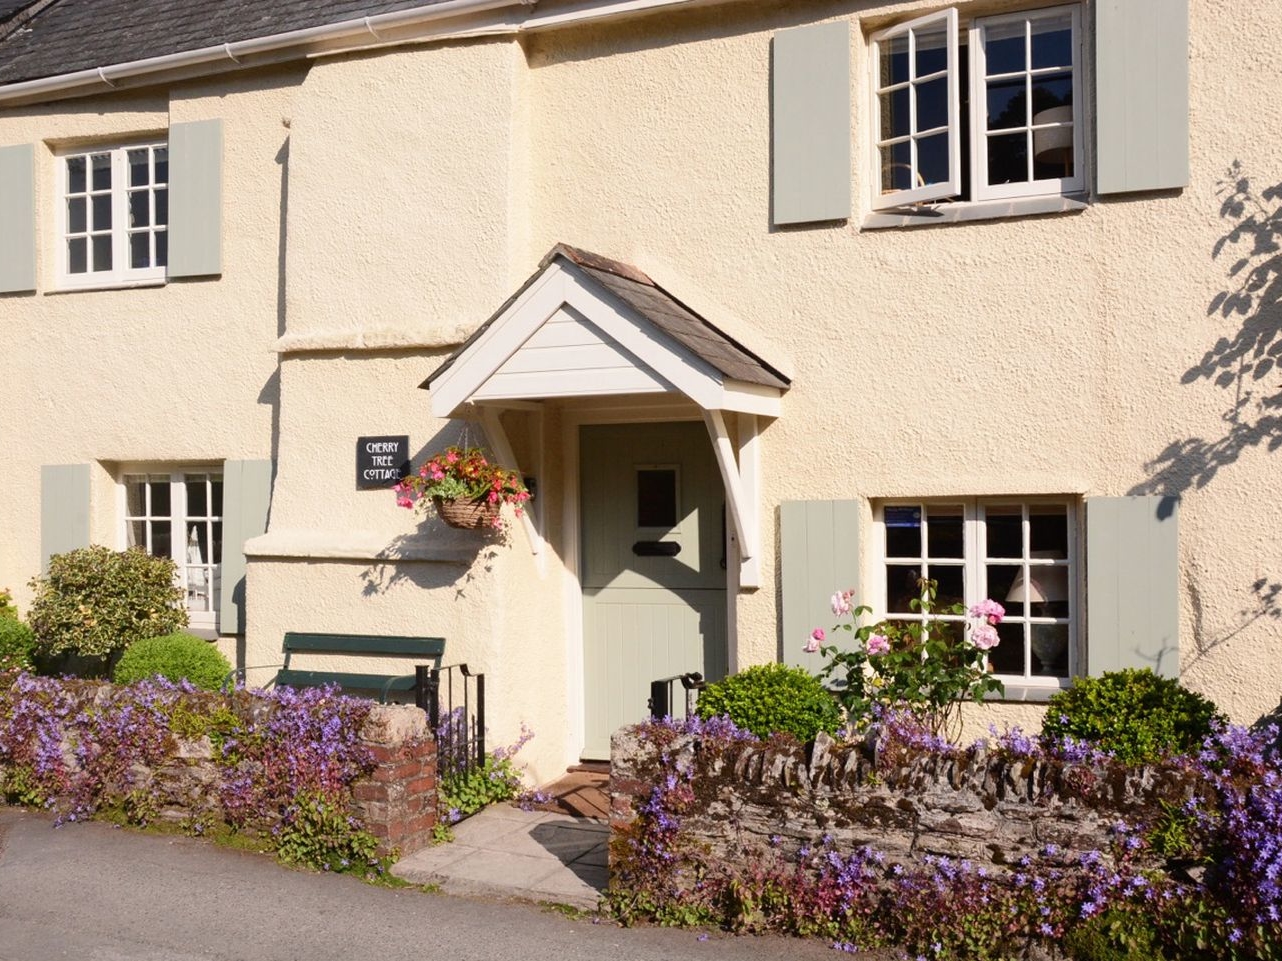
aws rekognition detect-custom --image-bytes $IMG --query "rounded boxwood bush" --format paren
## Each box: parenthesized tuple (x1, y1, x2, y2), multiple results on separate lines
(113, 632, 232, 691)
(28, 546, 187, 665)
(695, 663, 842, 742)
(1042, 668, 1224, 764)
(0, 618, 36, 673)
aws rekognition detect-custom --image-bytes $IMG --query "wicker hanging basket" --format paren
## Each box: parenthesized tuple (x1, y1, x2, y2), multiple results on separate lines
(433, 496, 501, 530)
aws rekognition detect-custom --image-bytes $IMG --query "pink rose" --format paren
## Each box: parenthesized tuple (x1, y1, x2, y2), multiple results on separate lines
(831, 590, 853, 616)
(804, 628, 825, 654)
(971, 623, 1000, 650)
(866, 633, 890, 656)
(969, 599, 1006, 625)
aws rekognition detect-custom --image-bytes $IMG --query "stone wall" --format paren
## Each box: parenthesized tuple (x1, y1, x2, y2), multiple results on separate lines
(610, 727, 1202, 871)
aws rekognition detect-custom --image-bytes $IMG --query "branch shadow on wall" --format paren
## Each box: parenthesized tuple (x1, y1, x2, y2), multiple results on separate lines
(1129, 164, 1282, 720)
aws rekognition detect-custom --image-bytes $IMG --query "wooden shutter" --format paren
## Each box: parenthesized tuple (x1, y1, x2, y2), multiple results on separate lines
(779, 500, 861, 668)
(219, 459, 273, 634)
(40, 464, 91, 572)
(168, 119, 223, 278)
(1095, 0, 1189, 194)
(1085, 495, 1179, 677)
(0, 144, 36, 294)
(771, 21, 851, 226)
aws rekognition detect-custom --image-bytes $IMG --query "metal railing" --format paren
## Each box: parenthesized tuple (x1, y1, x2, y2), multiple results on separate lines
(647, 671, 705, 720)
(417, 663, 486, 774)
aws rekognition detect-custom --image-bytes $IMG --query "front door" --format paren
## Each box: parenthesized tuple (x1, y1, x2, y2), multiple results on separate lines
(580, 422, 727, 759)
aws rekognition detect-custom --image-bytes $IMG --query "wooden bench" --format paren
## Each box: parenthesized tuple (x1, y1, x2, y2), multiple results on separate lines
(227, 632, 446, 703)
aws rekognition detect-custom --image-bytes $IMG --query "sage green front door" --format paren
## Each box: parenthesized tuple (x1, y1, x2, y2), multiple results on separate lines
(580, 421, 727, 759)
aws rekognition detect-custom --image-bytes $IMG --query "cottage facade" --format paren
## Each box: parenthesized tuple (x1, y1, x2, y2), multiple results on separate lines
(2, 0, 1277, 781)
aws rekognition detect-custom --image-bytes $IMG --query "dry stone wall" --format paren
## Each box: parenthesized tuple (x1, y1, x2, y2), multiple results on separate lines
(610, 727, 1202, 870)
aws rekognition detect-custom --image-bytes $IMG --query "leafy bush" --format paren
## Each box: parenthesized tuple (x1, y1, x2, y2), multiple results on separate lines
(1042, 669, 1223, 764)
(0, 587, 18, 619)
(275, 791, 386, 875)
(0, 618, 36, 673)
(695, 663, 841, 742)
(113, 633, 232, 691)
(28, 546, 187, 666)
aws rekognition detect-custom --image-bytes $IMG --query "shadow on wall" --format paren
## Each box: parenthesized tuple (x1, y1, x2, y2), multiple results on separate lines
(1129, 163, 1282, 725)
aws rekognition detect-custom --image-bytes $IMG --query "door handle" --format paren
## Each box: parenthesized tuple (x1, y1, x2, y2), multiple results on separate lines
(632, 540, 681, 557)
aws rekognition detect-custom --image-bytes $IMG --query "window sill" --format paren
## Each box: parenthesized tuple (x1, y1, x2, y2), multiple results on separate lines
(987, 680, 1071, 704)
(862, 194, 1089, 231)
(46, 278, 166, 295)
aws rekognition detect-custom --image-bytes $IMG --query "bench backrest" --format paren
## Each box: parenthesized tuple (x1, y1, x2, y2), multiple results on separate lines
(282, 632, 446, 660)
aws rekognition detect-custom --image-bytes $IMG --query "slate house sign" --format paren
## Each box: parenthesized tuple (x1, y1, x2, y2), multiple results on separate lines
(356, 436, 410, 489)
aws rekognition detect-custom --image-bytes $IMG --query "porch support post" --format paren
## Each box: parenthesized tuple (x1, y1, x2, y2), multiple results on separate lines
(737, 413, 761, 590)
(703, 409, 760, 588)
(478, 405, 546, 570)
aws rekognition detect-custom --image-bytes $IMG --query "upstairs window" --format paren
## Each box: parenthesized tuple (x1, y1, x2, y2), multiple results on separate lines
(871, 4, 1083, 210)
(57, 142, 168, 288)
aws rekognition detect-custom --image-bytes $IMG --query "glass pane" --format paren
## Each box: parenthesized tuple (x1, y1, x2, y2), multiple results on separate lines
(152, 521, 172, 559)
(128, 520, 147, 550)
(212, 520, 223, 564)
(130, 232, 150, 269)
(91, 153, 111, 190)
(916, 76, 949, 131)
(129, 190, 149, 227)
(154, 148, 168, 185)
(1031, 17, 1073, 70)
(884, 506, 922, 557)
(987, 78, 1027, 130)
(150, 481, 171, 516)
(989, 622, 1026, 674)
(67, 156, 86, 193)
(914, 25, 947, 77)
(1032, 72, 1073, 113)
(155, 231, 168, 268)
(68, 237, 87, 273)
(637, 469, 677, 528)
(91, 235, 112, 271)
(987, 131, 1028, 185)
(917, 132, 950, 186)
(985, 20, 1026, 76)
(880, 87, 910, 141)
(985, 507, 1022, 558)
(128, 149, 149, 187)
(986, 564, 1022, 613)
(66, 196, 86, 233)
(189, 522, 209, 561)
(211, 480, 223, 515)
(932, 564, 964, 608)
(1029, 506, 1068, 558)
(886, 564, 923, 613)
(880, 141, 913, 193)
(126, 478, 147, 515)
(928, 619, 965, 649)
(155, 188, 168, 226)
(1030, 623, 1069, 677)
(926, 508, 963, 558)
(880, 34, 909, 87)
(92, 194, 112, 230)
(187, 479, 208, 517)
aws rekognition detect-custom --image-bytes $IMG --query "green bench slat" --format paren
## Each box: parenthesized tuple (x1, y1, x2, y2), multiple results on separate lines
(282, 632, 445, 658)
(275, 670, 418, 693)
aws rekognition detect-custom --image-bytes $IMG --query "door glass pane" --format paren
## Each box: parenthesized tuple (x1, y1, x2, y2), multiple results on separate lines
(126, 478, 148, 515)
(211, 479, 224, 516)
(636, 469, 677, 528)
(884, 506, 922, 557)
(128, 520, 147, 549)
(151, 520, 172, 559)
(212, 520, 223, 564)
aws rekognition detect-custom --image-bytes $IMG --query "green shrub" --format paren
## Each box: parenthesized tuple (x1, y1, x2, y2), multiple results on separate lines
(1063, 908, 1169, 961)
(695, 663, 842, 742)
(0, 587, 18, 619)
(0, 618, 36, 673)
(28, 546, 187, 667)
(1042, 669, 1223, 764)
(113, 632, 231, 691)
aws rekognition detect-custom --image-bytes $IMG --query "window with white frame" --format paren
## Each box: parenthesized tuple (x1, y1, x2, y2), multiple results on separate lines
(871, 4, 1083, 209)
(876, 499, 1076, 685)
(121, 471, 222, 631)
(57, 142, 168, 288)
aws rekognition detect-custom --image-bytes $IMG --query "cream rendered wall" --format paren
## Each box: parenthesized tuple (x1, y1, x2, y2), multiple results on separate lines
(0, 67, 304, 658)
(251, 39, 573, 781)
(521, 0, 1282, 730)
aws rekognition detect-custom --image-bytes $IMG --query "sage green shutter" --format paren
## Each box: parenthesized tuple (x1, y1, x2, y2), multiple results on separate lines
(771, 21, 851, 226)
(40, 464, 90, 572)
(0, 144, 36, 294)
(1095, 0, 1189, 194)
(780, 500, 860, 668)
(1086, 496, 1179, 677)
(168, 119, 223, 278)
(220, 459, 273, 634)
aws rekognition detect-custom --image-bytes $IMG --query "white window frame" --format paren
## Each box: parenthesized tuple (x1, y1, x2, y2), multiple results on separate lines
(117, 468, 222, 632)
(872, 497, 1078, 690)
(55, 141, 168, 290)
(869, 3, 1084, 210)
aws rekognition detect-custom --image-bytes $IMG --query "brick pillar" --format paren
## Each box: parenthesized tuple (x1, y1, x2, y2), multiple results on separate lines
(352, 704, 438, 856)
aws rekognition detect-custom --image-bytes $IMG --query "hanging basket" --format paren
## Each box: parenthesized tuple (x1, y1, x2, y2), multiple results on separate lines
(433, 496, 501, 531)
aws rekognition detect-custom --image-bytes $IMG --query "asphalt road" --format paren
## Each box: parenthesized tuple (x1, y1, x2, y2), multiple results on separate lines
(0, 808, 840, 961)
